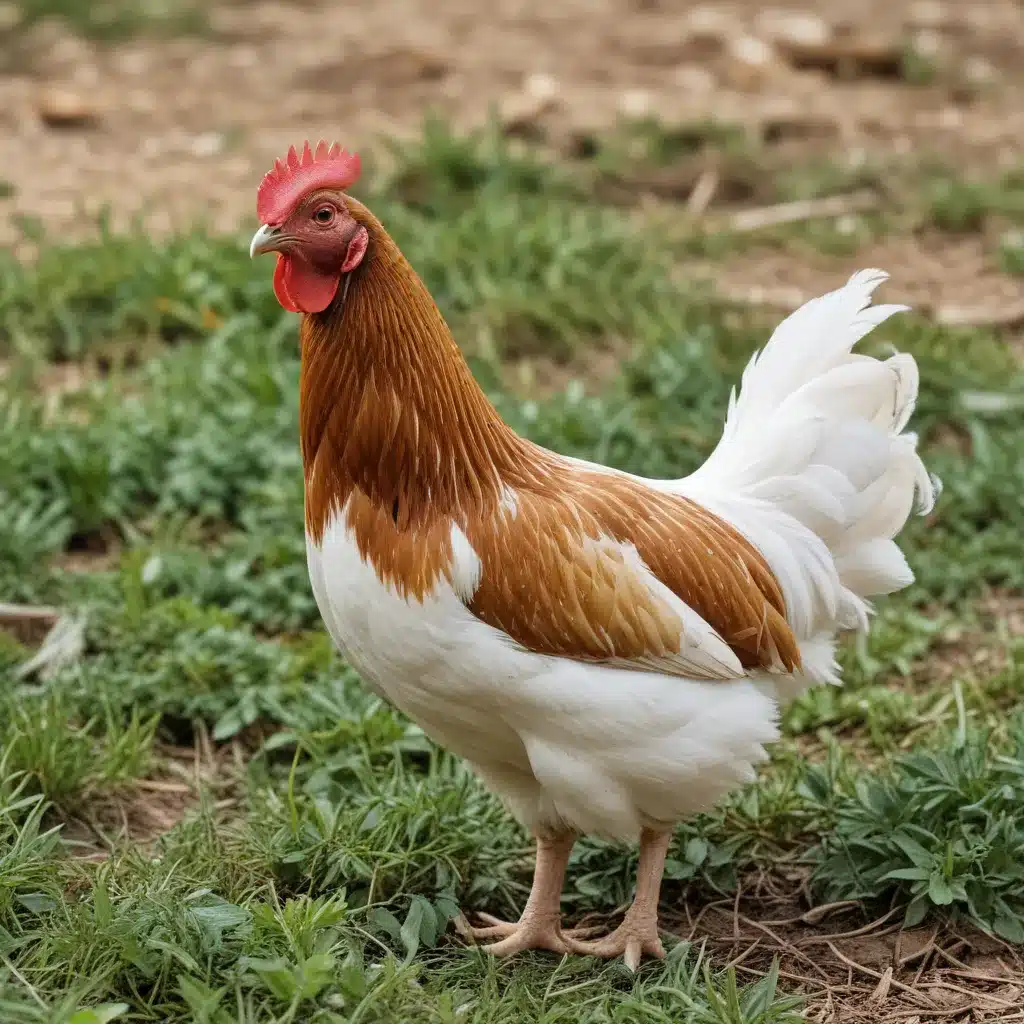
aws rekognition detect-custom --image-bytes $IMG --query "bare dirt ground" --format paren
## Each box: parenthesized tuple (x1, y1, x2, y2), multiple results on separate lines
(1, 0, 1023, 316)
(664, 885, 1024, 1022)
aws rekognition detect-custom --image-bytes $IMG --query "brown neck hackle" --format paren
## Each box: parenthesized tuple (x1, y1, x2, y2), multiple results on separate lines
(299, 198, 531, 548)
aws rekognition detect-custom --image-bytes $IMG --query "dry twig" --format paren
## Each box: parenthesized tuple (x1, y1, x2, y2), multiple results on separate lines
(797, 907, 902, 945)
(685, 168, 719, 217)
(0, 602, 60, 624)
(936, 298, 1024, 329)
(826, 942, 938, 1008)
(724, 190, 879, 233)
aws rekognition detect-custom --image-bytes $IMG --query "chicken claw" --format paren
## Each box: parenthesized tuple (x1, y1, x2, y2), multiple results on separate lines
(563, 910, 666, 971)
(462, 911, 519, 939)
(462, 910, 570, 956)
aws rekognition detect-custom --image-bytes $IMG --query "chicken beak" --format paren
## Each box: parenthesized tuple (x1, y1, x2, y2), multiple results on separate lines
(249, 223, 283, 258)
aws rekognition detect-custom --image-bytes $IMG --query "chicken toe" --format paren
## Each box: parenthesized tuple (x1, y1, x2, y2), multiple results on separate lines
(475, 915, 570, 956)
(563, 912, 666, 970)
(462, 911, 520, 940)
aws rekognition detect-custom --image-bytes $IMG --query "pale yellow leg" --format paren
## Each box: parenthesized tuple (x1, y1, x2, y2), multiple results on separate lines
(463, 832, 575, 956)
(564, 828, 670, 971)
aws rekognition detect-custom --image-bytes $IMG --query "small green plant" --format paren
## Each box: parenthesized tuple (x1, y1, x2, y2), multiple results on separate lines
(901, 43, 939, 86)
(812, 723, 1024, 940)
(922, 165, 1024, 233)
(925, 175, 990, 232)
(999, 229, 1024, 275)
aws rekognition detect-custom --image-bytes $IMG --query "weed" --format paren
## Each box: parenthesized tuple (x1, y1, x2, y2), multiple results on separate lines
(811, 721, 1024, 941)
(5, 0, 204, 42)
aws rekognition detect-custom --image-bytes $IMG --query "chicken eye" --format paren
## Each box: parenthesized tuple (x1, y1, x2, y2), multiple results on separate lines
(313, 206, 335, 225)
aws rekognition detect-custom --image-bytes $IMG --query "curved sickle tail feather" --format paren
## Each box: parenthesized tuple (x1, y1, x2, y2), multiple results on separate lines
(679, 269, 939, 697)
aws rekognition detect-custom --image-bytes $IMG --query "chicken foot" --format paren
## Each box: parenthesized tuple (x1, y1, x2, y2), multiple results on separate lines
(563, 828, 670, 971)
(463, 832, 576, 955)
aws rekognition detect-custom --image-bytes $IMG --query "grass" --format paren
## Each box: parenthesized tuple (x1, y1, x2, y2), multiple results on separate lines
(1, 120, 1023, 1020)
(1, 0, 205, 42)
(922, 164, 1024, 234)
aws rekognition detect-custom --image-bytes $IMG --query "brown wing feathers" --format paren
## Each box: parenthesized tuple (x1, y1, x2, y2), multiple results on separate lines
(464, 468, 800, 676)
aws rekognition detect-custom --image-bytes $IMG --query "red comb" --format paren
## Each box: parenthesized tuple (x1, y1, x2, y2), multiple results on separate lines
(256, 140, 361, 224)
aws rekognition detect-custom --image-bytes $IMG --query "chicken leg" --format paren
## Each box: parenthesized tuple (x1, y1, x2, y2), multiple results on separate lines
(564, 828, 670, 971)
(463, 832, 576, 955)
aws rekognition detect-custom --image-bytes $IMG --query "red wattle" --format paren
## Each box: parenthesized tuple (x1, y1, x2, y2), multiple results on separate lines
(272, 254, 340, 314)
(272, 255, 301, 312)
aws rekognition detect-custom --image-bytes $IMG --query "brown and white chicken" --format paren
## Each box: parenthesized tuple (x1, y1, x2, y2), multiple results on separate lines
(250, 141, 936, 969)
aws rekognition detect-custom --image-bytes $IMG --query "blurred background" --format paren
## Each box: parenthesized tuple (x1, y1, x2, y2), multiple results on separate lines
(2, 4, 1024, 1021)
(2, 0, 1023, 320)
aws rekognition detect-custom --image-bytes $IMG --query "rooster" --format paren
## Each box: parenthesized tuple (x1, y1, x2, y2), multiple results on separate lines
(250, 141, 937, 969)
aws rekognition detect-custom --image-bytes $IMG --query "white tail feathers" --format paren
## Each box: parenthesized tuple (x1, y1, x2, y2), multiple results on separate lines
(679, 269, 938, 672)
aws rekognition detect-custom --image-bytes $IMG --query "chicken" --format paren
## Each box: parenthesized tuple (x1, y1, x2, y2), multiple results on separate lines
(250, 141, 938, 969)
